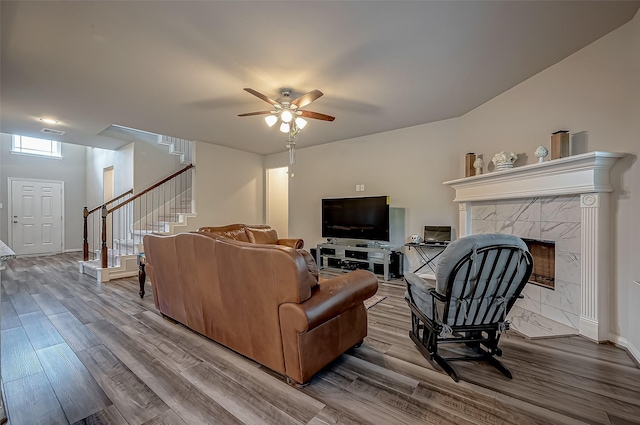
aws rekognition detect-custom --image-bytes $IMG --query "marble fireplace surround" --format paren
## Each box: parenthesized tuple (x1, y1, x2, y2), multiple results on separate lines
(444, 151, 625, 342)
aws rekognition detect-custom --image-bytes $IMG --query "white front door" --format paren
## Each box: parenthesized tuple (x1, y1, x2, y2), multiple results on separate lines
(10, 179, 63, 255)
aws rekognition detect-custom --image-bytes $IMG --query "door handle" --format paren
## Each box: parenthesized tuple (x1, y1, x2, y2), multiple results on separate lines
(13, 221, 18, 223)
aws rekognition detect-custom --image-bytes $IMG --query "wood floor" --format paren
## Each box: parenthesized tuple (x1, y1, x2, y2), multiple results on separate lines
(1, 253, 640, 425)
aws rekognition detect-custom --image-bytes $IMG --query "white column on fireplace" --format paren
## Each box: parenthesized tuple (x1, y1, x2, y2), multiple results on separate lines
(444, 152, 625, 342)
(580, 193, 610, 341)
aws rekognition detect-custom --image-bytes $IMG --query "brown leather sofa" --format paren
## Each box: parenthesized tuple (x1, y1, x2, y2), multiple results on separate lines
(143, 231, 378, 385)
(196, 224, 304, 249)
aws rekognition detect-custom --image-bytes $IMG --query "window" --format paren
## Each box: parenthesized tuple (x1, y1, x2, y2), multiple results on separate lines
(11, 135, 61, 158)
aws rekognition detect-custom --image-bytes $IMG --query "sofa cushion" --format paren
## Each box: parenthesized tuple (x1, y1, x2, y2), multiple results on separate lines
(297, 249, 319, 289)
(197, 225, 250, 242)
(246, 227, 279, 245)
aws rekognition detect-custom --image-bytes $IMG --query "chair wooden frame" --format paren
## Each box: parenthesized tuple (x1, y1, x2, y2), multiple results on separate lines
(406, 243, 533, 382)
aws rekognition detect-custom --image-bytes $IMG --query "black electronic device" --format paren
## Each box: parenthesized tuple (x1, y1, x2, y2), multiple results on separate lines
(373, 251, 403, 279)
(345, 250, 368, 260)
(327, 258, 342, 268)
(322, 196, 390, 241)
(423, 225, 452, 246)
(320, 247, 336, 256)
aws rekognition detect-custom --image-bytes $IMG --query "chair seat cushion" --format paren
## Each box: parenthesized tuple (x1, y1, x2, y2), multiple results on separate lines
(404, 272, 436, 320)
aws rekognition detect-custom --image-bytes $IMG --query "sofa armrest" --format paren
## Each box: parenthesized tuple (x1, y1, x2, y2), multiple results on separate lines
(277, 238, 304, 249)
(279, 270, 378, 332)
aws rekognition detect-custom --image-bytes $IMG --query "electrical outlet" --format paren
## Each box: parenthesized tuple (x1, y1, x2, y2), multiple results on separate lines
(361, 184, 365, 191)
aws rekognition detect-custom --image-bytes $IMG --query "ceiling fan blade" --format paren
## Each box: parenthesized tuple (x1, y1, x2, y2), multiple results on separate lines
(243, 88, 279, 106)
(299, 110, 335, 121)
(238, 111, 273, 117)
(291, 89, 323, 108)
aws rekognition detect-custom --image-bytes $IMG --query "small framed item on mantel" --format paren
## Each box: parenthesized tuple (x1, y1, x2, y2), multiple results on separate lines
(465, 153, 476, 177)
(551, 130, 570, 159)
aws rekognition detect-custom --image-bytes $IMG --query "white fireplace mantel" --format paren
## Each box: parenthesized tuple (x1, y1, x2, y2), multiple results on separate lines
(443, 151, 625, 342)
(443, 151, 626, 203)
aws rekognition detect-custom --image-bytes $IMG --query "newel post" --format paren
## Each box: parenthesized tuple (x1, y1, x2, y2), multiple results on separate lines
(101, 205, 108, 268)
(83, 207, 89, 261)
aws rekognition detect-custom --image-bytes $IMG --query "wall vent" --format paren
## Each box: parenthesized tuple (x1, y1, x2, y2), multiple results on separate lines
(41, 128, 65, 135)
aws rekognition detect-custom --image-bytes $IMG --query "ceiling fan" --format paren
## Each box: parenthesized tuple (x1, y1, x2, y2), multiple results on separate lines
(238, 88, 335, 134)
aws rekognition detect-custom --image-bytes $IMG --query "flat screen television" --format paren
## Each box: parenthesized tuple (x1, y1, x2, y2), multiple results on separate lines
(322, 196, 390, 241)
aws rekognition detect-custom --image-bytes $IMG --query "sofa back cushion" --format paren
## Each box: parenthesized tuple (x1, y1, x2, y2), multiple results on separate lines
(245, 226, 278, 245)
(197, 224, 250, 242)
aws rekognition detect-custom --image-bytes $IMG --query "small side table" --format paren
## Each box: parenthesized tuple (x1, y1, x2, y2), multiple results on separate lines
(137, 252, 146, 298)
(404, 242, 448, 273)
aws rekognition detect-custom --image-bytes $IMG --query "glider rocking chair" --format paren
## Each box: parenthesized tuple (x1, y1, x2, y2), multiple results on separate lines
(405, 234, 533, 382)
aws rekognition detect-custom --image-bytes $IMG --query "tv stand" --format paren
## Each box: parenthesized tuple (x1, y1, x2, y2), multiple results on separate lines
(315, 241, 400, 280)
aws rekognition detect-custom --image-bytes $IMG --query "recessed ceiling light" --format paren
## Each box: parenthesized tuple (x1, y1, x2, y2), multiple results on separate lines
(39, 117, 59, 124)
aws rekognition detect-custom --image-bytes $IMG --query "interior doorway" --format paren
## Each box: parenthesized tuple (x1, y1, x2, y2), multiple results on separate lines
(266, 167, 289, 238)
(9, 178, 64, 255)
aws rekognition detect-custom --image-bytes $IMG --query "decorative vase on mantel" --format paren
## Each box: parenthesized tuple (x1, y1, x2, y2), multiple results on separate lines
(535, 145, 548, 163)
(492, 151, 518, 171)
(473, 157, 484, 175)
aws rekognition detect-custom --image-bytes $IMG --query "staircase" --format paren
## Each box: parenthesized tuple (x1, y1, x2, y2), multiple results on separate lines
(158, 135, 192, 165)
(79, 164, 195, 282)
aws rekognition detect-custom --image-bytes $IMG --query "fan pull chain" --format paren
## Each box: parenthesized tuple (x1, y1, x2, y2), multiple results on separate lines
(286, 138, 296, 178)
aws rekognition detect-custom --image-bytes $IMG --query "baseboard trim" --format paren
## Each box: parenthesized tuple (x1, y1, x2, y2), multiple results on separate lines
(64, 248, 82, 253)
(609, 333, 640, 368)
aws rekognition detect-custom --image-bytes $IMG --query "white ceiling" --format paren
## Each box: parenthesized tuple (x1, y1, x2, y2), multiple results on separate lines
(1, 1, 638, 155)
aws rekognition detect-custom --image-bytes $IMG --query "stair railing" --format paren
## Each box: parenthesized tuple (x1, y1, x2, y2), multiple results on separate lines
(101, 164, 194, 268)
(83, 189, 133, 261)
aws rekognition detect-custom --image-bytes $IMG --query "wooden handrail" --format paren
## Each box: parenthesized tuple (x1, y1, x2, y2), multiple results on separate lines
(107, 164, 193, 214)
(84, 189, 133, 260)
(87, 189, 134, 214)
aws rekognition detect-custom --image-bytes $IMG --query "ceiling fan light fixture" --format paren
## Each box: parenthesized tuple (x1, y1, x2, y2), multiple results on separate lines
(264, 115, 278, 127)
(279, 121, 290, 133)
(281, 109, 293, 123)
(295, 117, 307, 130)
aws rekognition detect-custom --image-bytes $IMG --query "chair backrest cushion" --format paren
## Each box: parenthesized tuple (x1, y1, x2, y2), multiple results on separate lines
(435, 234, 532, 326)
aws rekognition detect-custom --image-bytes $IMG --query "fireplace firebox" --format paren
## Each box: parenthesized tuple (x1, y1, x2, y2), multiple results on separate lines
(522, 238, 555, 290)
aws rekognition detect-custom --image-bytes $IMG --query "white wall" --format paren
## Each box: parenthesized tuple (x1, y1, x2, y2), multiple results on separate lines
(85, 143, 134, 209)
(265, 118, 462, 271)
(132, 139, 183, 193)
(187, 141, 264, 229)
(85, 139, 184, 210)
(0, 133, 87, 251)
(459, 12, 639, 351)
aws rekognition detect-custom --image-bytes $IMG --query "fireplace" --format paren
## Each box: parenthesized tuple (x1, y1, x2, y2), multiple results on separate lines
(468, 195, 579, 337)
(444, 151, 625, 342)
(522, 239, 555, 290)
